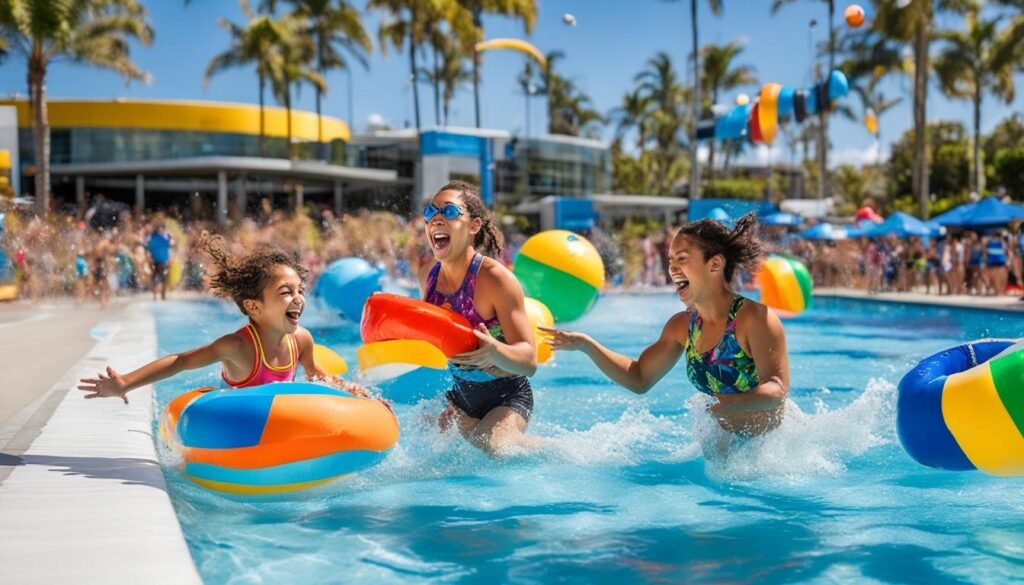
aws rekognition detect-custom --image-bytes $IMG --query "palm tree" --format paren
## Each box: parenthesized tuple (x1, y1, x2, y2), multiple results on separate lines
(934, 3, 1024, 195)
(205, 3, 287, 157)
(699, 39, 756, 183)
(263, 0, 372, 151)
(271, 15, 327, 159)
(423, 28, 472, 126)
(368, 0, 438, 130)
(454, 0, 537, 128)
(772, 0, 842, 201)
(870, 0, 972, 218)
(837, 29, 903, 170)
(0, 0, 153, 215)
(667, 0, 723, 199)
(423, 4, 475, 126)
(547, 78, 602, 137)
(610, 88, 653, 152)
(633, 52, 689, 195)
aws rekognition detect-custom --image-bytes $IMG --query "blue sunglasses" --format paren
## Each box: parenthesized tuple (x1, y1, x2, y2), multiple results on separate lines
(424, 203, 464, 221)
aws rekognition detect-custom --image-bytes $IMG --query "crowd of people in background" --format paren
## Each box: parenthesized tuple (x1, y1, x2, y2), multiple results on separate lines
(783, 229, 1018, 297)
(1, 195, 1022, 305)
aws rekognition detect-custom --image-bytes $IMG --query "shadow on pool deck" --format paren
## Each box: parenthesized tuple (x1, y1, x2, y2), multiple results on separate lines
(0, 451, 168, 490)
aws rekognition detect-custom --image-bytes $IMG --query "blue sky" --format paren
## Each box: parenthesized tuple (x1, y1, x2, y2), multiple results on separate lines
(0, 0, 1014, 168)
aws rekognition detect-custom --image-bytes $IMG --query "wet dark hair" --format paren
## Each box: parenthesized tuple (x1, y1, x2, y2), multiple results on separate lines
(434, 180, 504, 258)
(200, 233, 308, 316)
(675, 212, 762, 282)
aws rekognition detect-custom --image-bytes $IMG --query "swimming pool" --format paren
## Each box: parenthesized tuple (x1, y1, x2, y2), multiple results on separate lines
(151, 294, 1024, 584)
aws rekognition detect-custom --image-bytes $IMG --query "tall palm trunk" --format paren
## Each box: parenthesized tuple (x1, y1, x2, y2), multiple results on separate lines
(912, 22, 929, 218)
(29, 47, 50, 216)
(286, 77, 295, 160)
(432, 44, 441, 126)
(817, 0, 834, 200)
(315, 28, 324, 155)
(259, 73, 266, 157)
(472, 7, 482, 128)
(409, 7, 421, 130)
(973, 88, 983, 195)
(689, 0, 701, 199)
(707, 89, 717, 187)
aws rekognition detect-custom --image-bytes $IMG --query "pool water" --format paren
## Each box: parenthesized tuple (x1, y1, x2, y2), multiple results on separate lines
(151, 294, 1024, 584)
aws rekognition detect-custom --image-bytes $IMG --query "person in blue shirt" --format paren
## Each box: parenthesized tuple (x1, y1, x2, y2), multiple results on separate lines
(145, 221, 174, 301)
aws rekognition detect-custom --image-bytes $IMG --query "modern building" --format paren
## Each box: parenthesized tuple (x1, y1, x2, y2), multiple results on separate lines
(349, 126, 612, 211)
(1, 99, 399, 222)
(4, 98, 623, 226)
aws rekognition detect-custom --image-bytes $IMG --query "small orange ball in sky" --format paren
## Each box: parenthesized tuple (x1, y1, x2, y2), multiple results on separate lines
(845, 4, 865, 28)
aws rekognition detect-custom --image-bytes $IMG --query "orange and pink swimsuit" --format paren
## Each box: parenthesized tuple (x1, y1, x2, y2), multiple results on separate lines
(221, 324, 298, 388)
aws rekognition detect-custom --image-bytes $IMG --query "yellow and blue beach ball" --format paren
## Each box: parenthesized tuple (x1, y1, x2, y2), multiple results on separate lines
(897, 339, 1024, 475)
(756, 255, 812, 315)
(513, 230, 605, 323)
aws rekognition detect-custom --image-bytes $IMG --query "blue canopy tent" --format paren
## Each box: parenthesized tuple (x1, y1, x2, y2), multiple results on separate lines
(864, 212, 933, 238)
(933, 197, 1024, 228)
(707, 206, 733, 224)
(798, 222, 853, 241)
(762, 211, 803, 226)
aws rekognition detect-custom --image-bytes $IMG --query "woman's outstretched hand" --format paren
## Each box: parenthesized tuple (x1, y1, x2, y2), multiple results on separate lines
(78, 366, 129, 404)
(537, 327, 590, 352)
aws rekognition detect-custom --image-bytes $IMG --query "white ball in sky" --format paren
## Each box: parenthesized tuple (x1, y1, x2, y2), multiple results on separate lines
(562, 13, 576, 27)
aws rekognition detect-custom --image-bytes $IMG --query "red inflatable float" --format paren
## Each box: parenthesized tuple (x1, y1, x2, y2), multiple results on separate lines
(360, 293, 478, 357)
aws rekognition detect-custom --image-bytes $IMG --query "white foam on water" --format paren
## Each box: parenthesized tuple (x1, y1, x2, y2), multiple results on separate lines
(702, 378, 898, 482)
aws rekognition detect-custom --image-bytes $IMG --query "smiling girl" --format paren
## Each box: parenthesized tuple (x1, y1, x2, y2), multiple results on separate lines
(418, 181, 541, 456)
(542, 214, 789, 439)
(79, 235, 365, 402)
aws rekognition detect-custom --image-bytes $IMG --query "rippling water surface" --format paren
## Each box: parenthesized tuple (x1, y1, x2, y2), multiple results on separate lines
(151, 294, 1024, 584)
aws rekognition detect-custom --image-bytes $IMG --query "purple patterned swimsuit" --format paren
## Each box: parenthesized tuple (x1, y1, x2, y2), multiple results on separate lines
(425, 254, 533, 421)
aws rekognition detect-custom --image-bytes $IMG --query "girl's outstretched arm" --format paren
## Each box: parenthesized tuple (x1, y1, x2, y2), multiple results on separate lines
(77, 334, 244, 404)
(541, 311, 688, 394)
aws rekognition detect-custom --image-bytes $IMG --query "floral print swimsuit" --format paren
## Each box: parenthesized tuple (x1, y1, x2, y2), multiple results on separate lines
(685, 295, 759, 395)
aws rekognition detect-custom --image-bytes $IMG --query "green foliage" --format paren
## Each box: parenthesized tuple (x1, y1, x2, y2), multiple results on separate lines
(611, 143, 646, 194)
(985, 115, 1024, 184)
(994, 146, 1024, 197)
(832, 164, 871, 212)
(702, 178, 764, 200)
(888, 120, 970, 201)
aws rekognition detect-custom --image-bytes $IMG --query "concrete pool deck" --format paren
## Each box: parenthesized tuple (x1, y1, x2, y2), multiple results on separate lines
(0, 288, 1020, 583)
(0, 296, 200, 584)
(814, 287, 1024, 312)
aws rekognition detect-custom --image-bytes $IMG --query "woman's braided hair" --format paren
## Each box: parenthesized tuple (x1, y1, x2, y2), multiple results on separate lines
(675, 212, 762, 282)
(199, 233, 308, 316)
(435, 180, 504, 258)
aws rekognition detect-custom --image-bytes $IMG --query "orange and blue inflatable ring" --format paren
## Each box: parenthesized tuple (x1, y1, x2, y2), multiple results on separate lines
(360, 293, 478, 357)
(897, 339, 1024, 475)
(159, 382, 399, 494)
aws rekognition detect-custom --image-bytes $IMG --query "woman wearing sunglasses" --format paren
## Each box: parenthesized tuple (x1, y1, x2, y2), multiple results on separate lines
(417, 181, 542, 456)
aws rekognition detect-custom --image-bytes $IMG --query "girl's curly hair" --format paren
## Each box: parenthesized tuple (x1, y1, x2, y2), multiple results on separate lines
(674, 212, 763, 282)
(200, 233, 308, 316)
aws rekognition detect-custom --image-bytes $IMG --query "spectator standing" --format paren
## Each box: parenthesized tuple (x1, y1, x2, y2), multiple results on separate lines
(146, 221, 174, 301)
